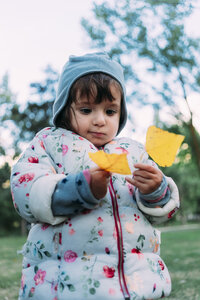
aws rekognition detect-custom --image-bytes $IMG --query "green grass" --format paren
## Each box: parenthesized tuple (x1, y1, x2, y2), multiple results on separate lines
(0, 229, 199, 299)
(0, 236, 26, 300)
(161, 228, 200, 300)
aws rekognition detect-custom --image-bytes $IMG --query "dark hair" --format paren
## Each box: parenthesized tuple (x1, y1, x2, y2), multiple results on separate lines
(55, 72, 124, 131)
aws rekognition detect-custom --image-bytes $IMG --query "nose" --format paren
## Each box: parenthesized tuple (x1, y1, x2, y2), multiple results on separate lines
(92, 111, 106, 126)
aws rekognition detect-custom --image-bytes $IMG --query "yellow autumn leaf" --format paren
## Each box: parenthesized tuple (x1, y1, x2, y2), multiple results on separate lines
(88, 151, 132, 175)
(145, 125, 185, 167)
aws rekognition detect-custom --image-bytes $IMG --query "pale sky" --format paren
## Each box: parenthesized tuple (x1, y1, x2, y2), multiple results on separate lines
(0, 0, 200, 140)
(0, 0, 93, 102)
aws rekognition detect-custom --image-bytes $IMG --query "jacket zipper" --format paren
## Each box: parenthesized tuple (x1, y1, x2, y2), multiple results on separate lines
(109, 179, 130, 300)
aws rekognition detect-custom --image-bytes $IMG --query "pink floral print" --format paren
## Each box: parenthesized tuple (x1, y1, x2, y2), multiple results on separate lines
(64, 250, 78, 263)
(158, 260, 165, 270)
(34, 269, 46, 285)
(131, 248, 144, 259)
(39, 139, 45, 149)
(127, 183, 134, 195)
(18, 173, 35, 184)
(103, 266, 115, 278)
(21, 274, 25, 290)
(69, 228, 75, 235)
(41, 224, 50, 231)
(62, 144, 68, 155)
(28, 287, 35, 297)
(98, 230, 103, 237)
(28, 156, 39, 163)
(97, 217, 103, 223)
(115, 147, 129, 154)
(168, 207, 178, 219)
(105, 247, 110, 254)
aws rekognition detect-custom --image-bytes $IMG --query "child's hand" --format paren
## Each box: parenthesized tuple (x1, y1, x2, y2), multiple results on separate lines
(125, 163, 163, 194)
(89, 167, 111, 199)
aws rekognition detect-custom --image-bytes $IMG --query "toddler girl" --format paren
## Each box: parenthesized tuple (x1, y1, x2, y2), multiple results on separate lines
(11, 52, 179, 300)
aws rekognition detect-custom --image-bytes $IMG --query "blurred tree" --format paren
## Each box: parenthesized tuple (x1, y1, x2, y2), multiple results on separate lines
(82, 0, 200, 172)
(0, 162, 22, 235)
(0, 74, 17, 154)
(0, 67, 58, 235)
(0, 74, 21, 235)
(161, 122, 200, 220)
(3, 65, 59, 147)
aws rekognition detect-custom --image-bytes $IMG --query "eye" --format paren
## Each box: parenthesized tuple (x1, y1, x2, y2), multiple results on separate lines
(106, 109, 117, 116)
(80, 108, 92, 114)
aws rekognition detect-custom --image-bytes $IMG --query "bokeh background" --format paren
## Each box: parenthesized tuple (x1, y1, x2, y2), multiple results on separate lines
(0, 1, 200, 299)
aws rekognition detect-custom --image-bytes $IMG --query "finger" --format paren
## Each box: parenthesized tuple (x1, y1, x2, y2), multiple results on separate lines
(135, 173, 162, 186)
(134, 167, 163, 181)
(134, 163, 158, 173)
(126, 176, 153, 194)
(89, 166, 103, 172)
(89, 166, 101, 175)
(126, 174, 155, 184)
(99, 170, 111, 180)
(133, 170, 154, 179)
(133, 179, 157, 191)
(90, 167, 111, 176)
(125, 176, 134, 185)
(105, 171, 111, 178)
(133, 183, 150, 194)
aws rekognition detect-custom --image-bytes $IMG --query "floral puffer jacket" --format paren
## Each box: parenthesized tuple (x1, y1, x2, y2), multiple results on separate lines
(10, 127, 180, 300)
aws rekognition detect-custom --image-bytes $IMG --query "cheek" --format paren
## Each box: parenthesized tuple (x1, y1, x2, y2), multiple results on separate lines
(109, 118, 120, 135)
(72, 115, 88, 133)
(114, 115, 121, 131)
(69, 111, 79, 132)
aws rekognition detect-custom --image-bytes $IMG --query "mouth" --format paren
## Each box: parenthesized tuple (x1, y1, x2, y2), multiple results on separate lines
(89, 131, 105, 137)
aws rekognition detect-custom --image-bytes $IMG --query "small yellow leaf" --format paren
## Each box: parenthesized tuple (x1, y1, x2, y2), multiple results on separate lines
(88, 151, 132, 175)
(145, 126, 185, 167)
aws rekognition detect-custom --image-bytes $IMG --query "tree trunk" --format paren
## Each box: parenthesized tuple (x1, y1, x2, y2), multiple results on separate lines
(178, 69, 200, 173)
(188, 121, 200, 174)
(21, 219, 27, 236)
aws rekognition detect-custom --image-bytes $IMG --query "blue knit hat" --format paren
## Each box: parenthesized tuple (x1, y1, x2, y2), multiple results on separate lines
(53, 52, 127, 134)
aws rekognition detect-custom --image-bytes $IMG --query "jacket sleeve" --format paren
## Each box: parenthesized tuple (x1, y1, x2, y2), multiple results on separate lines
(135, 176, 180, 224)
(137, 175, 171, 208)
(51, 171, 99, 216)
(136, 147, 180, 223)
(10, 133, 66, 225)
(10, 131, 98, 225)
(126, 139, 180, 223)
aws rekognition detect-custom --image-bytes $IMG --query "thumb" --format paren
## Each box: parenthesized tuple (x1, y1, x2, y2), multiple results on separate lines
(90, 166, 111, 177)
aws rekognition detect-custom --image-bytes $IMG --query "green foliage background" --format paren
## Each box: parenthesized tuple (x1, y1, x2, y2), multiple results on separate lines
(0, 0, 200, 235)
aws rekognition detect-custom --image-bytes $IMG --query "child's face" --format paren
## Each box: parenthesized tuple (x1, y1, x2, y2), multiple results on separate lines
(70, 84, 121, 147)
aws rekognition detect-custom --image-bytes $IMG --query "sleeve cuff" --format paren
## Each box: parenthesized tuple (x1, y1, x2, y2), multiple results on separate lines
(138, 176, 171, 207)
(51, 172, 99, 217)
(135, 176, 180, 217)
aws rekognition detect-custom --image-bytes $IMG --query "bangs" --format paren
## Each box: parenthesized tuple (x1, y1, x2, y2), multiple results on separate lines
(70, 73, 123, 104)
